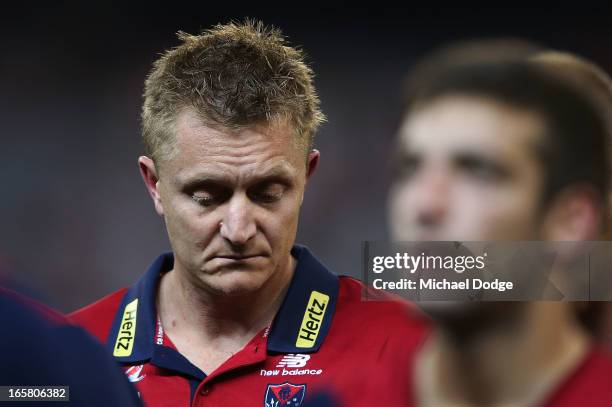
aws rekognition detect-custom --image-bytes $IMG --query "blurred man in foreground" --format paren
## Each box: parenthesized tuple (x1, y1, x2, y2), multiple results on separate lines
(70, 20, 426, 406)
(0, 287, 141, 406)
(389, 41, 612, 406)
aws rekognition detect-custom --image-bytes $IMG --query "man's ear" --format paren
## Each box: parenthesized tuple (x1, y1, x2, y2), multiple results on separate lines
(138, 156, 164, 216)
(305, 149, 320, 182)
(542, 185, 602, 241)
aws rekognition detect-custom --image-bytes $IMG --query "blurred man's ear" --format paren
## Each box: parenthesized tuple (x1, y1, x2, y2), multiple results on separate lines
(138, 156, 164, 216)
(306, 149, 320, 181)
(542, 185, 603, 240)
(299, 150, 320, 206)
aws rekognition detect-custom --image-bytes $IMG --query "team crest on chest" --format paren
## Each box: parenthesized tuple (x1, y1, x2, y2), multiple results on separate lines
(264, 382, 306, 407)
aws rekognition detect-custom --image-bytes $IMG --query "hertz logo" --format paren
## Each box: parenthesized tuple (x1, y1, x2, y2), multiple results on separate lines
(113, 299, 138, 357)
(295, 291, 329, 348)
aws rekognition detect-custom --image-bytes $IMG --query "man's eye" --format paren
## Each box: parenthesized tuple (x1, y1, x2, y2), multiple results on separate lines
(393, 155, 421, 181)
(188, 184, 232, 207)
(191, 193, 217, 207)
(458, 158, 509, 182)
(250, 183, 285, 203)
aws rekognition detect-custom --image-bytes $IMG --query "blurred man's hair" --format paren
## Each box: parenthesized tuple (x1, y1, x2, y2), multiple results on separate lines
(403, 38, 542, 100)
(142, 20, 325, 164)
(402, 40, 610, 217)
(531, 51, 612, 238)
(531, 51, 612, 340)
(531, 51, 612, 118)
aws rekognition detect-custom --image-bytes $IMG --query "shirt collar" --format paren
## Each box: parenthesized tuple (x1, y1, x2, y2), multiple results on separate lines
(106, 253, 170, 364)
(266, 245, 339, 353)
(106, 245, 339, 364)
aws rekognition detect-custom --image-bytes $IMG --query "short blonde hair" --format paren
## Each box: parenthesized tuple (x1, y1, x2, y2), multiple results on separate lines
(141, 20, 325, 163)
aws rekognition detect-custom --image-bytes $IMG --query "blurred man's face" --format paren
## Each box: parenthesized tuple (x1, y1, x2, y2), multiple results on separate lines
(141, 109, 317, 296)
(389, 96, 547, 242)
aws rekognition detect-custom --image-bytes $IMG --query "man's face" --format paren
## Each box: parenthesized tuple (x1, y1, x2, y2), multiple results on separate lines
(389, 96, 546, 242)
(141, 109, 317, 296)
(389, 95, 549, 326)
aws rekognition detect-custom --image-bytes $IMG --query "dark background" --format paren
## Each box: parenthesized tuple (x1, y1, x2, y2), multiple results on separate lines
(2, 3, 612, 311)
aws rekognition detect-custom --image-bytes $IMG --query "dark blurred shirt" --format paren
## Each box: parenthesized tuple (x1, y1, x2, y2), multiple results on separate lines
(0, 287, 142, 407)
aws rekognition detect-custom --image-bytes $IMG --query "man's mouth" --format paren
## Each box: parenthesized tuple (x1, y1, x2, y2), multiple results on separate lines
(213, 254, 266, 261)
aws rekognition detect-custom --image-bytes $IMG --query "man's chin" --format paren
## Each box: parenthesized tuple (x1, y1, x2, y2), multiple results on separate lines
(418, 301, 479, 321)
(418, 301, 527, 340)
(197, 269, 269, 297)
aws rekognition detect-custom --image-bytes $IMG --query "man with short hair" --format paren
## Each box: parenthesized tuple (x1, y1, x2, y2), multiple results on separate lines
(71, 21, 426, 407)
(389, 41, 612, 406)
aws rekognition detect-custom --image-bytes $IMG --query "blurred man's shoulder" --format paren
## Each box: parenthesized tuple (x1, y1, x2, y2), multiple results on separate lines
(69, 287, 129, 342)
(545, 347, 612, 406)
(0, 286, 67, 325)
(0, 288, 142, 406)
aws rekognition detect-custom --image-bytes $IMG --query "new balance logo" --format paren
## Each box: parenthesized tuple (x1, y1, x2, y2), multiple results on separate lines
(276, 354, 311, 368)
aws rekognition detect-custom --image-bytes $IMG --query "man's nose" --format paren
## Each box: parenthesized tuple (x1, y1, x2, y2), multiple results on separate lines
(413, 169, 450, 229)
(219, 194, 257, 246)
